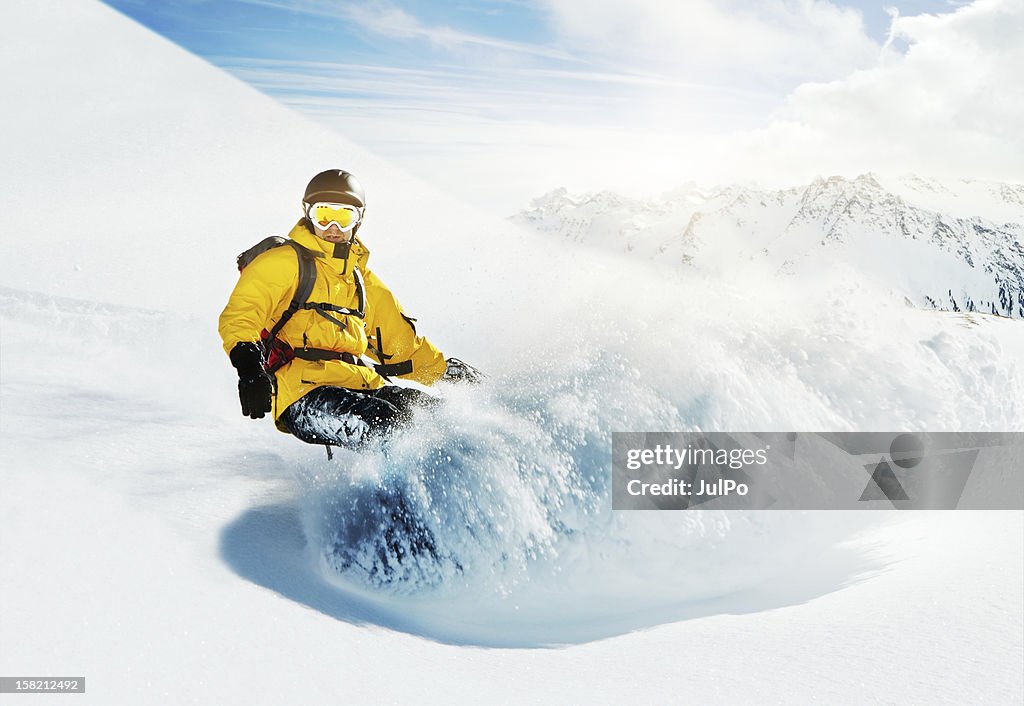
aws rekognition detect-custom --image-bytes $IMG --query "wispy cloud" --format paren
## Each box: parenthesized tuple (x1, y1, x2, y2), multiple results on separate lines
(217, 54, 775, 134)
(233, 0, 580, 61)
(222, 55, 775, 97)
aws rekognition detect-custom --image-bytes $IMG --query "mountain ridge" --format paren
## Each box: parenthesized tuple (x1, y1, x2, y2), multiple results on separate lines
(513, 173, 1024, 318)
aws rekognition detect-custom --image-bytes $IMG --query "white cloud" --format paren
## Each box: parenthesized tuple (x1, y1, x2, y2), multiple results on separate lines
(537, 0, 882, 84)
(734, 0, 1024, 183)
(224, 0, 1023, 211)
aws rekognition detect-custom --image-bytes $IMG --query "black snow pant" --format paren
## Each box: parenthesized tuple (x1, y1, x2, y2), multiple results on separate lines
(279, 385, 437, 449)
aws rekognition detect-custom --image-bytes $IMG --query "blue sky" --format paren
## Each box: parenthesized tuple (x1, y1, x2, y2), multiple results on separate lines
(102, 0, 1011, 211)
(106, 0, 919, 114)
(104, 1, 960, 59)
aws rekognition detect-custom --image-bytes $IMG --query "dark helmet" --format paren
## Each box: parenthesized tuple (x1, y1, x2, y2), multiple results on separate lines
(301, 169, 366, 239)
(302, 169, 365, 209)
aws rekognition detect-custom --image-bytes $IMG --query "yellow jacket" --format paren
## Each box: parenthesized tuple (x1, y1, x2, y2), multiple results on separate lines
(219, 221, 446, 422)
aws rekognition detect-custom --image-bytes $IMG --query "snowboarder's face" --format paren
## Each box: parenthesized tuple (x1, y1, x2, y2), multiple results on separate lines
(316, 222, 354, 244)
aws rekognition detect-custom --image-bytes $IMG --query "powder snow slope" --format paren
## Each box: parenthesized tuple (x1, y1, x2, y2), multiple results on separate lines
(0, 0, 504, 321)
(1, 1, 1021, 705)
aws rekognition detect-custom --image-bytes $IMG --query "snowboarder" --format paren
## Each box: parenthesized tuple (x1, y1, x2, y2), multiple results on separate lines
(219, 169, 482, 450)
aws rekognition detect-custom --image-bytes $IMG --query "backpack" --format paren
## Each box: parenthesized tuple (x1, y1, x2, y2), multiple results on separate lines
(235, 237, 408, 377)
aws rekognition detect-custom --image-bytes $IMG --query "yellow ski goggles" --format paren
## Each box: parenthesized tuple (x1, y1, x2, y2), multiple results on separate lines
(306, 202, 362, 232)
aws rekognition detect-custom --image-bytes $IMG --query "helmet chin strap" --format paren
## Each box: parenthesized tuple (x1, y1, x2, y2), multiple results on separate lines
(328, 221, 359, 258)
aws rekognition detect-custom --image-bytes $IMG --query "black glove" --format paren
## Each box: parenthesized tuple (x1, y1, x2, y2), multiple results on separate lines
(229, 342, 274, 419)
(441, 357, 485, 385)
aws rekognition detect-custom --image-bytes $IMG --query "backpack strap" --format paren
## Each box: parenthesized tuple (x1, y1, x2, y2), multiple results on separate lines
(267, 240, 318, 342)
(299, 266, 365, 331)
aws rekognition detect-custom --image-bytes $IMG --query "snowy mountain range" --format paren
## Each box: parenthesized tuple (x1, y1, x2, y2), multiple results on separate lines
(514, 173, 1024, 318)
